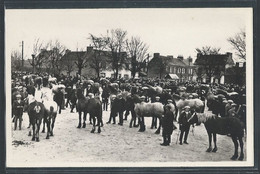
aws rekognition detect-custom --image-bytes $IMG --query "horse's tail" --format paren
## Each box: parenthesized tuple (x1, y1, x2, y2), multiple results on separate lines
(50, 106, 54, 113)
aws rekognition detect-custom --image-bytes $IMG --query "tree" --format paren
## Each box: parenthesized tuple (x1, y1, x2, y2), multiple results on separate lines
(30, 38, 48, 73)
(46, 40, 66, 75)
(11, 50, 22, 71)
(104, 29, 127, 79)
(195, 46, 221, 55)
(227, 29, 246, 59)
(63, 58, 74, 77)
(88, 34, 108, 78)
(74, 47, 88, 76)
(126, 36, 149, 78)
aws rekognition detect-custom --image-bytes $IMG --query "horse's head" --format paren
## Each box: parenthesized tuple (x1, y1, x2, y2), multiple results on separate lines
(187, 112, 198, 125)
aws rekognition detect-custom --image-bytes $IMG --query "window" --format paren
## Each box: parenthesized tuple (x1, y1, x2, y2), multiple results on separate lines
(182, 68, 185, 74)
(170, 66, 173, 73)
(173, 67, 176, 73)
(178, 68, 181, 74)
(190, 69, 193, 74)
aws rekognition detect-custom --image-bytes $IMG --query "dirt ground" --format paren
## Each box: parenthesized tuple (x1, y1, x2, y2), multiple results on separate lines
(9, 104, 247, 167)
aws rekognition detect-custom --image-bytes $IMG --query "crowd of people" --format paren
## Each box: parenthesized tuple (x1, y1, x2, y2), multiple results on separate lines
(11, 71, 247, 146)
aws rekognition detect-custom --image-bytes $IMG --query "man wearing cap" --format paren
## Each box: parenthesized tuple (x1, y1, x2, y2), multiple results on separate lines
(106, 95, 117, 124)
(12, 94, 24, 130)
(161, 105, 175, 146)
(178, 106, 192, 145)
(228, 103, 237, 117)
(225, 100, 233, 116)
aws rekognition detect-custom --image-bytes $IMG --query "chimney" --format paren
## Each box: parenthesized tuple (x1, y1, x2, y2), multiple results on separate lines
(177, 55, 184, 60)
(154, 53, 160, 58)
(87, 46, 93, 53)
(226, 52, 232, 58)
(167, 55, 173, 59)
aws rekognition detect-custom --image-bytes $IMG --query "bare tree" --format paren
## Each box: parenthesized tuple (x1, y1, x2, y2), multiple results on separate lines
(195, 46, 221, 55)
(104, 29, 127, 79)
(29, 38, 48, 73)
(88, 34, 108, 78)
(74, 47, 88, 76)
(46, 40, 66, 75)
(126, 36, 149, 78)
(227, 29, 246, 59)
(11, 50, 22, 71)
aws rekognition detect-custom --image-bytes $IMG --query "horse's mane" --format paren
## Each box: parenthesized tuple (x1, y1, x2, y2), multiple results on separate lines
(196, 113, 217, 124)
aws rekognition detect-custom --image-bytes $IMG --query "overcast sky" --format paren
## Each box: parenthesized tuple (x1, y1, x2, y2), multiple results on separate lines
(5, 8, 252, 61)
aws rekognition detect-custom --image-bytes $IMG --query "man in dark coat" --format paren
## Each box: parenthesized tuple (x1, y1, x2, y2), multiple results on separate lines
(161, 105, 175, 146)
(178, 106, 192, 145)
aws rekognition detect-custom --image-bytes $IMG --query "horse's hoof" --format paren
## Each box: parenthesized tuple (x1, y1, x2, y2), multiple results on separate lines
(82, 124, 86, 128)
(36, 138, 40, 142)
(150, 127, 154, 129)
(231, 155, 238, 160)
(46, 136, 49, 139)
(41, 130, 45, 133)
(50, 133, 53, 136)
(101, 124, 104, 127)
(155, 131, 160, 134)
(98, 130, 101, 133)
(90, 122, 93, 125)
(28, 132, 31, 136)
(212, 147, 218, 152)
(238, 154, 244, 161)
(206, 148, 212, 152)
(32, 137, 35, 141)
(90, 130, 94, 133)
(134, 125, 139, 128)
(77, 124, 81, 128)
(129, 125, 132, 128)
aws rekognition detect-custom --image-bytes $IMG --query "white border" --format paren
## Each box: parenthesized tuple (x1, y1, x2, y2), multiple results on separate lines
(5, 8, 254, 167)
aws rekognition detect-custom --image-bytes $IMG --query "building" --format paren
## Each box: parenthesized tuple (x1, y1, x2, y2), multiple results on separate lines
(147, 53, 197, 82)
(194, 52, 235, 84)
(60, 46, 133, 79)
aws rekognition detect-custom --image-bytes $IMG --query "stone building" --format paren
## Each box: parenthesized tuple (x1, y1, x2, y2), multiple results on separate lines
(147, 53, 197, 82)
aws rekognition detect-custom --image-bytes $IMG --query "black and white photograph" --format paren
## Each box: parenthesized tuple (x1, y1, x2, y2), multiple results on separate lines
(5, 8, 254, 168)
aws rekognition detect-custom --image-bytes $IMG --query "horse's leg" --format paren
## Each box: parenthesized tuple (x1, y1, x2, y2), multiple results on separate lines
(83, 112, 86, 128)
(231, 136, 239, 160)
(155, 117, 161, 134)
(206, 133, 212, 152)
(50, 115, 56, 136)
(238, 136, 244, 161)
(36, 120, 40, 142)
(151, 117, 155, 129)
(138, 117, 143, 132)
(41, 119, 45, 133)
(142, 116, 146, 132)
(91, 116, 96, 133)
(77, 112, 82, 128)
(46, 118, 50, 139)
(97, 116, 101, 133)
(32, 123, 35, 141)
(212, 133, 218, 152)
(124, 110, 129, 120)
(154, 117, 158, 129)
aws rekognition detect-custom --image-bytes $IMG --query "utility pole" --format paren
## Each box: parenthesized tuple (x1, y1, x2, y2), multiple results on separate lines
(21, 41, 24, 69)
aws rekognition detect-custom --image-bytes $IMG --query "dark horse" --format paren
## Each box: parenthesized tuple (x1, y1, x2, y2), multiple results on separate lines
(76, 88, 103, 133)
(24, 97, 45, 142)
(188, 113, 245, 161)
(124, 94, 140, 128)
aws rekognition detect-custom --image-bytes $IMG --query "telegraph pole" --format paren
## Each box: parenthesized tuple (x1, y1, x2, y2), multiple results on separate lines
(21, 41, 24, 70)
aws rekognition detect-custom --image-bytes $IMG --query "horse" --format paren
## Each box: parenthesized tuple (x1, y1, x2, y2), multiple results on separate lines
(176, 98, 205, 115)
(134, 101, 164, 134)
(87, 98, 103, 133)
(188, 113, 245, 161)
(75, 88, 89, 128)
(41, 86, 58, 139)
(125, 94, 141, 128)
(24, 95, 45, 141)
